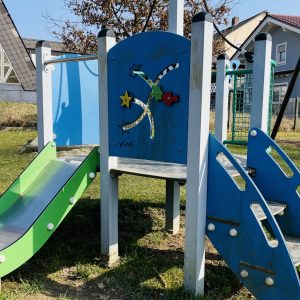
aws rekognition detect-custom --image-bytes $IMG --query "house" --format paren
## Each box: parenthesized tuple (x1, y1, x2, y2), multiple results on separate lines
(232, 13, 300, 110)
(0, 0, 72, 103)
(215, 11, 267, 58)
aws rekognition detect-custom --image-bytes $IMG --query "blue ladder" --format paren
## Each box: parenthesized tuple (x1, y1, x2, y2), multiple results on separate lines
(206, 132, 300, 299)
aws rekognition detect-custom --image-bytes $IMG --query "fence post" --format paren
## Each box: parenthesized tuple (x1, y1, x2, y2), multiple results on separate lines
(294, 97, 300, 130)
(184, 12, 213, 296)
(250, 33, 272, 132)
(97, 28, 119, 266)
(168, 0, 184, 35)
(215, 54, 229, 142)
(35, 41, 53, 152)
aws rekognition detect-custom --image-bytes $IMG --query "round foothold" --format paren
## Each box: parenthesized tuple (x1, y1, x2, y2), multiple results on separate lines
(0, 255, 6, 263)
(69, 197, 76, 205)
(229, 228, 238, 237)
(240, 270, 249, 278)
(47, 223, 54, 231)
(207, 223, 215, 232)
(265, 277, 274, 286)
(266, 147, 272, 154)
(51, 142, 56, 147)
(278, 210, 284, 216)
(89, 172, 96, 179)
(250, 130, 257, 137)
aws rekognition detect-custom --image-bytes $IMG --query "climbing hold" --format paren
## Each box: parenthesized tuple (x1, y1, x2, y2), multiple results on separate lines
(120, 91, 133, 108)
(69, 197, 76, 205)
(47, 223, 54, 231)
(265, 277, 274, 286)
(207, 223, 215, 232)
(240, 270, 249, 278)
(162, 92, 179, 106)
(89, 172, 96, 179)
(151, 85, 163, 101)
(229, 228, 238, 237)
(278, 210, 284, 216)
(0, 255, 6, 263)
(250, 129, 257, 137)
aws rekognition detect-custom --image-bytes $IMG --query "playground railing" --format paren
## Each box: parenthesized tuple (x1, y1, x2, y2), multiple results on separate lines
(44, 54, 98, 65)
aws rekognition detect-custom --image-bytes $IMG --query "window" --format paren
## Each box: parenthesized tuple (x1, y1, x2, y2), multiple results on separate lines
(276, 43, 287, 65)
(273, 83, 288, 103)
(0, 43, 20, 84)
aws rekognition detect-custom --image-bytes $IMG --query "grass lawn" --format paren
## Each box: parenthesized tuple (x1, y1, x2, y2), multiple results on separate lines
(0, 129, 299, 300)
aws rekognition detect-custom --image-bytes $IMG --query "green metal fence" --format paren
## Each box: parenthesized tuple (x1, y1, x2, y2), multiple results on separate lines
(224, 61, 276, 146)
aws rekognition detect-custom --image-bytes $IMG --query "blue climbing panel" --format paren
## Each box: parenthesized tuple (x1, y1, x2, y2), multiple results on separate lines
(207, 134, 300, 299)
(107, 32, 191, 164)
(52, 54, 99, 146)
(247, 128, 300, 237)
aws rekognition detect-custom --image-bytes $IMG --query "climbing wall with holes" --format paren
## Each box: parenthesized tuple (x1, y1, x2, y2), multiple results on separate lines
(107, 32, 191, 164)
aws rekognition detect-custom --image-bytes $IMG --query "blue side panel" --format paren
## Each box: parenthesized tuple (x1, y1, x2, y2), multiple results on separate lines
(247, 128, 300, 237)
(207, 134, 300, 299)
(107, 32, 190, 164)
(52, 54, 99, 146)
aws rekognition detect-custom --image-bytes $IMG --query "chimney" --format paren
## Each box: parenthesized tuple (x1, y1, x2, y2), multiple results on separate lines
(232, 16, 240, 27)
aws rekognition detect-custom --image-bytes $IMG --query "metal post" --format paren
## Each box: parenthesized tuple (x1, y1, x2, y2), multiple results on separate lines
(228, 91, 233, 130)
(250, 33, 272, 132)
(98, 28, 119, 266)
(168, 0, 184, 36)
(35, 41, 53, 152)
(184, 12, 213, 296)
(215, 54, 230, 142)
(293, 97, 299, 130)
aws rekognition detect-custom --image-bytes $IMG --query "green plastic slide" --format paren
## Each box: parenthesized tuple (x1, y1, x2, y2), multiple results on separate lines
(0, 142, 99, 277)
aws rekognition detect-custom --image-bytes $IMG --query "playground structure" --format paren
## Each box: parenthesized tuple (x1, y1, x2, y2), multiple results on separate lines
(221, 60, 276, 145)
(0, 1, 299, 299)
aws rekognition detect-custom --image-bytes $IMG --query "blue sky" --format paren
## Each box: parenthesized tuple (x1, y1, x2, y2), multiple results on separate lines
(4, 0, 300, 41)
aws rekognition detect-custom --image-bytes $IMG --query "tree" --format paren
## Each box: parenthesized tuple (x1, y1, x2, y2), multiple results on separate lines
(47, 0, 236, 54)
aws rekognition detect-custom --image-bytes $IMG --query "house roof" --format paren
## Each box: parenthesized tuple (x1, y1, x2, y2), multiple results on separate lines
(269, 14, 300, 29)
(231, 12, 300, 60)
(0, 1, 35, 91)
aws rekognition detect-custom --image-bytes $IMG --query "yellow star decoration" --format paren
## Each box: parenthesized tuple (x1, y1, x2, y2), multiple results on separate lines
(120, 90, 133, 108)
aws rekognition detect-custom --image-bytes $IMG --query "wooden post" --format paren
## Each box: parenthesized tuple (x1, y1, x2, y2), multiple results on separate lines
(215, 54, 230, 142)
(166, 0, 184, 235)
(97, 28, 119, 266)
(293, 97, 299, 130)
(165, 180, 180, 234)
(184, 12, 213, 296)
(250, 33, 272, 132)
(35, 41, 53, 152)
(168, 0, 184, 36)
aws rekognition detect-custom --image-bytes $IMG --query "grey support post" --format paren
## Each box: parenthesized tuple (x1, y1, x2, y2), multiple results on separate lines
(215, 54, 230, 142)
(250, 33, 272, 132)
(165, 180, 180, 234)
(165, 0, 184, 235)
(97, 28, 119, 266)
(168, 0, 184, 35)
(184, 12, 213, 296)
(35, 41, 53, 152)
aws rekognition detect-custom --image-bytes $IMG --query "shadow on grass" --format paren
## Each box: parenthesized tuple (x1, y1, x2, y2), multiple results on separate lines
(4, 198, 241, 299)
